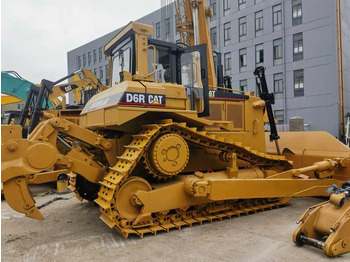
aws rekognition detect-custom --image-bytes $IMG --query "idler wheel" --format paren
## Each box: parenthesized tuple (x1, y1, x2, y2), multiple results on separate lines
(116, 177, 152, 220)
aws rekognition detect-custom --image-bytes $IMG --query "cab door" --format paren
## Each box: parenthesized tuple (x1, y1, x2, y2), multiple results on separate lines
(179, 44, 209, 117)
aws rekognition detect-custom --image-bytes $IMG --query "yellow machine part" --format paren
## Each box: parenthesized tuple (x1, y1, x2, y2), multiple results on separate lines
(3, 177, 44, 220)
(1, 95, 22, 105)
(144, 133, 190, 179)
(293, 191, 350, 256)
(266, 131, 350, 179)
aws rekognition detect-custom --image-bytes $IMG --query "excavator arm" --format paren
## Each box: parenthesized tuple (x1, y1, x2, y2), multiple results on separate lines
(1, 117, 116, 220)
(51, 68, 108, 107)
(18, 68, 108, 135)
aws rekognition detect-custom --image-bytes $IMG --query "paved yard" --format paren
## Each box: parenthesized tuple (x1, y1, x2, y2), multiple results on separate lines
(2, 184, 349, 262)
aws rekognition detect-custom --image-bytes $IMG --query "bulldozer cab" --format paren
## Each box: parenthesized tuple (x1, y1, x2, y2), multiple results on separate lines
(104, 21, 209, 116)
(109, 35, 133, 85)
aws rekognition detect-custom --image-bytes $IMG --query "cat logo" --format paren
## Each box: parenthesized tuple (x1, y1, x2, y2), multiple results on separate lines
(59, 84, 78, 93)
(148, 94, 164, 105)
(209, 90, 216, 97)
(64, 85, 73, 92)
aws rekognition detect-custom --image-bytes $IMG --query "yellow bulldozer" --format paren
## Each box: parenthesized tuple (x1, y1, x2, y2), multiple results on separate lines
(1, 0, 350, 257)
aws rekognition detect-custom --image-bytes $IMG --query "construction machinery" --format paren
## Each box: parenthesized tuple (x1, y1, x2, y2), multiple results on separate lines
(2, 68, 107, 127)
(1, 71, 37, 106)
(293, 182, 350, 256)
(17, 68, 108, 134)
(2, 0, 350, 240)
(1, 68, 108, 184)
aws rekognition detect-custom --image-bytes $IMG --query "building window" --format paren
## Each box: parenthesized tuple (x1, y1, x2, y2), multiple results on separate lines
(255, 44, 264, 65)
(77, 56, 81, 69)
(88, 52, 91, 66)
(274, 73, 283, 93)
(224, 52, 231, 73)
(83, 54, 86, 67)
(224, 22, 231, 46)
(240, 79, 247, 92)
(273, 4, 282, 31)
(210, 27, 217, 47)
(238, 0, 246, 10)
(93, 68, 97, 76)
(292, 0, 302, 26)
(165, 18, 170, 40)
(255, 11, 263, 37)
(93, 49, 97, 64)
(273, 38, 283, 66)
(274, 110, 284, 125)
(99, 47, 103, 62)
(210, 0, 217, 21)
(99, 66, 103, 80)
(294, 69, 304, 96)
(239, 48, 247, 72)
(293, 33, 303, 61)
(156, 22, 161, 39)
(223, 0, 230, 16)
(175, 15, 179, 35)
(239, 17, 246, 42)
(105, 65, 109, 85)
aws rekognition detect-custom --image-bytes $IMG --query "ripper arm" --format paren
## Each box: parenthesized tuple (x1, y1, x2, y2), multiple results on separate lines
(1, 117, 116, 220)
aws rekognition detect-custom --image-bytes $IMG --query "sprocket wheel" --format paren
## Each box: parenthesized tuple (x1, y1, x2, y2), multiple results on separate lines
(144, 133, 189, 179)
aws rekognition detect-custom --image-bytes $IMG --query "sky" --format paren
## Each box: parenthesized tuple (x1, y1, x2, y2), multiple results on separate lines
(1, 0, 161, 83)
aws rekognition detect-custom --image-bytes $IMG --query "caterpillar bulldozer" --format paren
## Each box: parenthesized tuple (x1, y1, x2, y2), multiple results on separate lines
(2, 0, 350, 246)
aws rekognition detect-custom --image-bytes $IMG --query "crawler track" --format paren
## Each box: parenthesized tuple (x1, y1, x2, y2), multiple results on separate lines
(81, 119, 293, 237)
(115, 198, 290, 238)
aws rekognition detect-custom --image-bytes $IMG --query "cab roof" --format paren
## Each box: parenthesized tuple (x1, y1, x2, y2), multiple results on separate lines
(104, 21, 154, 55)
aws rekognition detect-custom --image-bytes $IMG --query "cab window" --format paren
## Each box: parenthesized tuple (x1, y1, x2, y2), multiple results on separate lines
(181, 51, 201, 88)
(111, 37, 133, 86)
